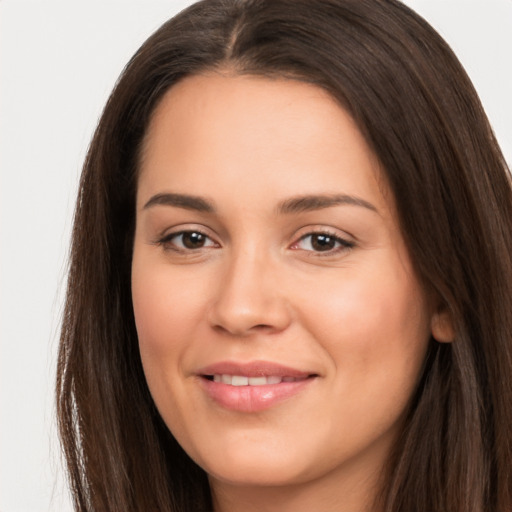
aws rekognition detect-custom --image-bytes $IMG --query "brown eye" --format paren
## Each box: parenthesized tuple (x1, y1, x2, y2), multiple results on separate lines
(310, 234, 337, 251)
(181, 231, 208, 249)
(292, 232, 354, 254)
(159, 230, 217, 251)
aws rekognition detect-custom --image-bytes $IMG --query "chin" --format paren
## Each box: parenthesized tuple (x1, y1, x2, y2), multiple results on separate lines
(206, 462, 307, 488)
(194, 444, 312, 487)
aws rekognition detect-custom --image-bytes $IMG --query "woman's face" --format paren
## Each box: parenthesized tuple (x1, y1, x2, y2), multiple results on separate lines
(132, 73, 437, 492)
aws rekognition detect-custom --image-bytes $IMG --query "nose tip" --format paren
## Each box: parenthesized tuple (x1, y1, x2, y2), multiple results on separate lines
(207, 257, 291, 337)
(210, 308, 284, 337)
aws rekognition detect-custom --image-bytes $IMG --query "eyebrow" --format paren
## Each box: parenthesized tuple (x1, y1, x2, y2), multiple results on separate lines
(277, 194, 378, 215)
(142, 192, 378, 215)
(143, 193, 215, 212)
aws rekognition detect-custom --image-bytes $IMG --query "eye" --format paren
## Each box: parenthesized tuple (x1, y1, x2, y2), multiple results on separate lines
(158, 230, 218, 251)
(291, 232, 354, 253)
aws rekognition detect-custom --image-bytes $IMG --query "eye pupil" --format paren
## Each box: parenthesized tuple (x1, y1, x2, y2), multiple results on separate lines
(311, 234, 336, 251)
(182, 232, 206, 249)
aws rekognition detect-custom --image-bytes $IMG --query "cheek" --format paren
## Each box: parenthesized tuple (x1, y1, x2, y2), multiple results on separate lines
(303, 261, 431, 459)
(131, 255, 213, 443)
(131, 253, 210, 405)
(300, 255, 431, 389)
(132, 260, 205, 351)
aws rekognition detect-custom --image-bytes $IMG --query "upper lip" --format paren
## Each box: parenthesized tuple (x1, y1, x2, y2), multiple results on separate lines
(196, 360, 315, 378)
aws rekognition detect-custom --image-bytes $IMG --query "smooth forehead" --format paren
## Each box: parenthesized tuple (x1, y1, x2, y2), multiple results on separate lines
(138, 71, 391, 215)
(147, 71, 343, 130)
(141, 71, 368, 166)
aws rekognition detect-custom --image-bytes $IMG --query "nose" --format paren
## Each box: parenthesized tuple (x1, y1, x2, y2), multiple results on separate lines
(207, 248, 292, 337)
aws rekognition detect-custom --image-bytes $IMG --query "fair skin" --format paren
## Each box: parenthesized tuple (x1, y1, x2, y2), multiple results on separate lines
(131, 73, 451, 512)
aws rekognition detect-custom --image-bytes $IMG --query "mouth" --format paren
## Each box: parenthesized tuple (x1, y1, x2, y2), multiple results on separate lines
(203, 374, 312, 385)
(196, 361, 318, 412)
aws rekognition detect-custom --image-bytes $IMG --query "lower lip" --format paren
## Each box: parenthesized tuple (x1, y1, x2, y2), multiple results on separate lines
(199, 377, 315, 412)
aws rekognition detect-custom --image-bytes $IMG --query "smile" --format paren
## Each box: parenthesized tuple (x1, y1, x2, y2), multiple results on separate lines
(196, 361, 318, 412)
(208, 375, 308, 386)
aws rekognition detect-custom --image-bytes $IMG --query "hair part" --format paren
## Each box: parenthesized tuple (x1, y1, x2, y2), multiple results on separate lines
(57, 1, 512, 510)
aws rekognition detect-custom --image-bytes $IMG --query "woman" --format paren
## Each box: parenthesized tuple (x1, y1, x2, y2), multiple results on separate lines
(57, 0, 512, 511)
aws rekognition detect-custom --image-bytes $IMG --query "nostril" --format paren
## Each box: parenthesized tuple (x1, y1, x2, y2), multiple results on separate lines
(211, 322, 276, 337)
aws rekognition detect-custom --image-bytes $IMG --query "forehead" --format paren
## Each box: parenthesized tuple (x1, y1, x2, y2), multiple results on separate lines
(137, 72, 392, 217)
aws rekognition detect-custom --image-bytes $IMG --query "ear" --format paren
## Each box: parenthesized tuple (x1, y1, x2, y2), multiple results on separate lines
(430, 307, 455, 343)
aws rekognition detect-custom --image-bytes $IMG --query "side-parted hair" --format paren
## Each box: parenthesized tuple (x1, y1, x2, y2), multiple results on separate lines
(57, 1, 512, 510)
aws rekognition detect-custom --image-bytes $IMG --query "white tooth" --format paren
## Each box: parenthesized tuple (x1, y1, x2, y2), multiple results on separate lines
(282, 377, 297, 382)
(232, 375, 249, 386)
(213, 375, 221, 383)
(221, 374, 232, 384)
(267, 376, 283, 384)
(248, 376, 267, 386)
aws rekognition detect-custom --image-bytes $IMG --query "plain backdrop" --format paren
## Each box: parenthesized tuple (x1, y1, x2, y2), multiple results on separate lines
(1, 1, 511, 511)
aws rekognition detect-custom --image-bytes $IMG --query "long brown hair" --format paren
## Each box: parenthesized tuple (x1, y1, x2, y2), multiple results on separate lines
(57, 1, 512, 510)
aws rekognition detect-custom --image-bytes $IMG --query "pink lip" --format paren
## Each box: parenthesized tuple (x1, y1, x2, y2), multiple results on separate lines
(196, 360, 317, 413)
(197, 360, 312, 378)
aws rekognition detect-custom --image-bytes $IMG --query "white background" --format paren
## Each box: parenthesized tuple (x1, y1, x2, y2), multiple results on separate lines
(1, 1, 511, 511)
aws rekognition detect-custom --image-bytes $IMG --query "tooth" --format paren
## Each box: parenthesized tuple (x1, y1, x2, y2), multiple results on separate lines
(248, 376, 267, 386)
(232, 376, 249, 386)
(212, 374, 288, 385)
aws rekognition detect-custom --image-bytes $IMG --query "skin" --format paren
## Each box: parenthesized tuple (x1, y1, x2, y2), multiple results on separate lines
(131, 73, 451, 512)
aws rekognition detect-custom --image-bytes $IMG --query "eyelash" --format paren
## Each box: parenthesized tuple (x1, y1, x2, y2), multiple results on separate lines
(155, 229, 355, 256)
(156, 229, 218, 252)
(291, 231, 355, 256)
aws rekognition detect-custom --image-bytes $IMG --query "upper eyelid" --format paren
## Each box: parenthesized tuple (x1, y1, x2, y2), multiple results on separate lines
(153, 224, 355, 247)
(292, 225, 356, 242)
(291, 232, 354, 250)
(298, 232, 352, 244)
(150, 226, 219, 251)
(155, 230, 220, 254)
(287, 226, 357, 257)
(157, 224, 217, 240)
(160, 228, 211, 240)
